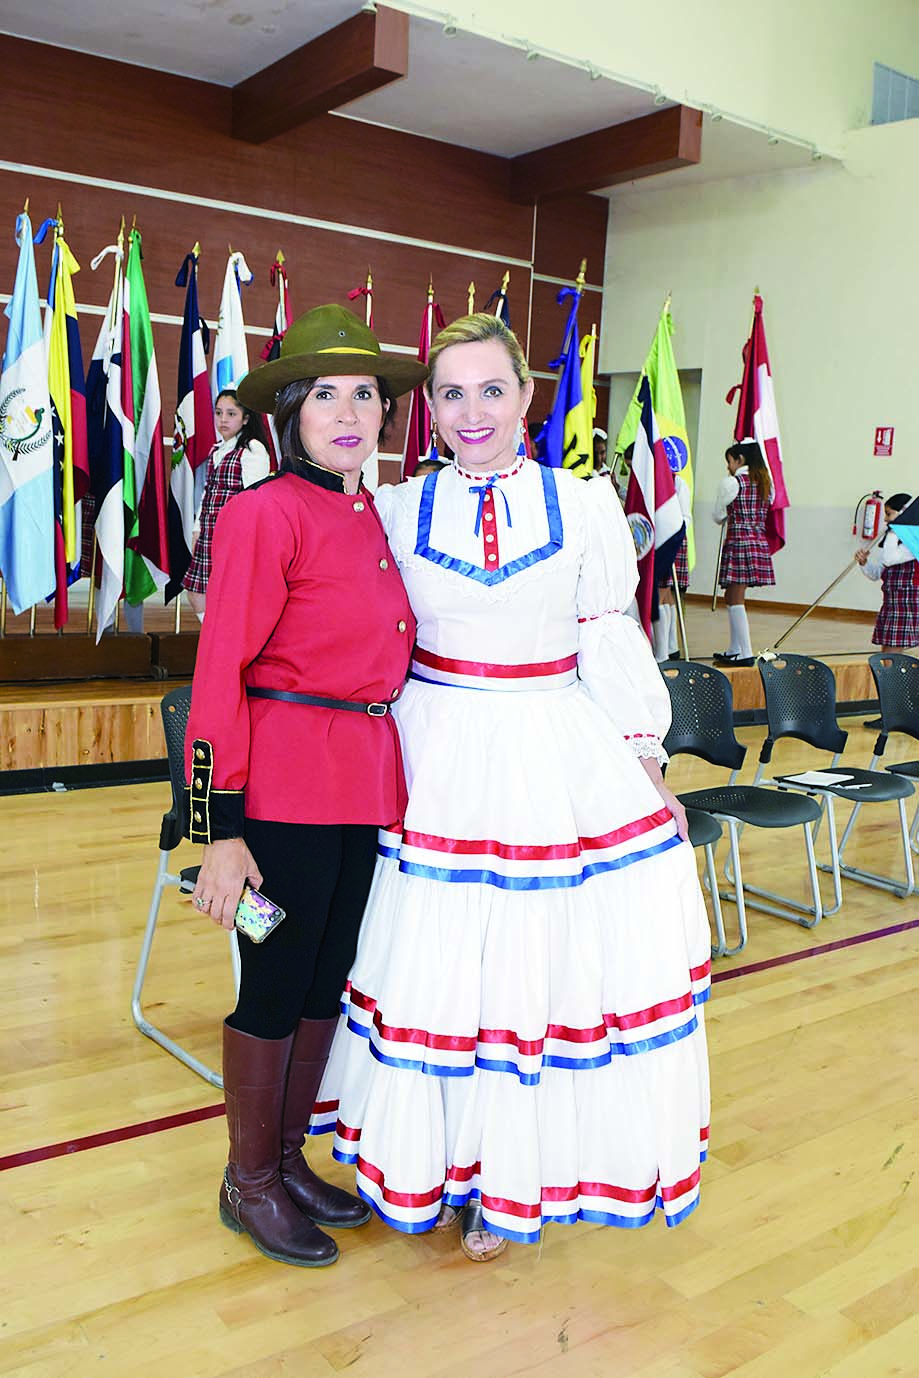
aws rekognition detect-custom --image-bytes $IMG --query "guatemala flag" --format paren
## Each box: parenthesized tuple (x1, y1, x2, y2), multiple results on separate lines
(0, 212, 55, 613)
(211, 250, 252, 399)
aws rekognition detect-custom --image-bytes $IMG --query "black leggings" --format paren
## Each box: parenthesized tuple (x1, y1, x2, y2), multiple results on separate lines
(227, 819, 378, 1040)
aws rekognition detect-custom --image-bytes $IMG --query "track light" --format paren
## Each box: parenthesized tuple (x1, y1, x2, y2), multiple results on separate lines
(811, 147, 823, 161)
(653, 88, 668, 105)
(767, 132, 779, 145)
(586, 63, 602, 80)
(525, 45, 540, 61)
(710, 109, 723, 122)
(442, 17, 457, 35)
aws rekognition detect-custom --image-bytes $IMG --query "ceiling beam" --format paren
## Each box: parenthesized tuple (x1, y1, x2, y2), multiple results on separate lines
(509, 105, 702, 203)
(232, 6, 409, 144)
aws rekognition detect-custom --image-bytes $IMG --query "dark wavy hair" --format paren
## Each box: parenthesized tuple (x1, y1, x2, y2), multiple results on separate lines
(726, 441, 772, 503)
(215, 389, 270, 451)
(273, 377, 397, 474)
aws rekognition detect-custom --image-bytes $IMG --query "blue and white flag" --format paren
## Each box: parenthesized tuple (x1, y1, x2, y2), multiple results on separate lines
(86, 241, 127, 641)
(211, 250, 252, 399)
(0, 213, 55, 613)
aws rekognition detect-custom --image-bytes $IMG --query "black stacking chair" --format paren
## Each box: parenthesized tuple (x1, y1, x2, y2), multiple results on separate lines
(752, 653, 915, 906)
(684, 807, 728, 956)
(662, 661, 823, 956)
(131, 685, 240, 1088)
(851, 653, 919, 854)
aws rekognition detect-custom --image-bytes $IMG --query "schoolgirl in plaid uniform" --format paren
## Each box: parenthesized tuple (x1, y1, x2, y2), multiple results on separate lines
(183, 390, 271, 615)
(855, 492, 919, 650)
(712, 440, 774, 665)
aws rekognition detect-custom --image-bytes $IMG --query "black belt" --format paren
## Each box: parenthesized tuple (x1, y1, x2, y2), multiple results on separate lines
(246, 686, 394, 717)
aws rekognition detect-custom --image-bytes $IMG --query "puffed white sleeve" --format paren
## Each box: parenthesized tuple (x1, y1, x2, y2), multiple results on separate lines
(712, 474, 738, 525)
(576, 477, 672, 764)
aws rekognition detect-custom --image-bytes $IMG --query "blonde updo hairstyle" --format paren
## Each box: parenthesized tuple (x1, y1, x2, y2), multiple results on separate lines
(425, 313, 530, 401)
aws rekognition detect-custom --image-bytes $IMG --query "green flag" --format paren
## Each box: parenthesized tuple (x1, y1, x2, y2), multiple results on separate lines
(615, 304, 695, 568)
(123, 229, 170, 605)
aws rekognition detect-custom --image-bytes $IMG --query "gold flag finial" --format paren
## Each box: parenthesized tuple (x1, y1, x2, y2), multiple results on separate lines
(500, 269, 510, 292)
(22, 196, 29, 216)
(575, 259, 587, 290)
(276, 248, 285, 264)
(467, 280, 475, 314)
(192, 241, 201, 258)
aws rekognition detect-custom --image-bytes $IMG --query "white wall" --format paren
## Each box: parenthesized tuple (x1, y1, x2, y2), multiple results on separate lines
(602, 117, 919, 610)
(410, 0, 919, 147)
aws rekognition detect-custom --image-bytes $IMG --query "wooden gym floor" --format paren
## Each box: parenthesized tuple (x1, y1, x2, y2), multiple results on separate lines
(2, 716, 918, 1378)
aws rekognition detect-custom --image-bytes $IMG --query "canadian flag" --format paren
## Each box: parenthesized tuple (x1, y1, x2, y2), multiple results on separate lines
(726, 292, 789, 554)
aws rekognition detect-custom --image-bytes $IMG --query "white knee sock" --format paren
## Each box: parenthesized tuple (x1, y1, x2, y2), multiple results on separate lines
(669, 601, 680, 655)
(727, 605, 752, 659)
(652, 604, 673, 662)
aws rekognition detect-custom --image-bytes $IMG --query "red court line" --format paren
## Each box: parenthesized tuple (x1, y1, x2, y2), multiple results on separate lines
(0, 1101, 225, 1172)
(2, 919, 917, 1173)
(711, 917, 919, 983)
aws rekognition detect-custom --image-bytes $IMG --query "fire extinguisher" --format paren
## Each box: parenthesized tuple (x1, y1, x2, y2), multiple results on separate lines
(853, 491, 884, 540)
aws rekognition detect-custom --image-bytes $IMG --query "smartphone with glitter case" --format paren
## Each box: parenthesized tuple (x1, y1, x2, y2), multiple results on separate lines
(234, 885, 286, 943)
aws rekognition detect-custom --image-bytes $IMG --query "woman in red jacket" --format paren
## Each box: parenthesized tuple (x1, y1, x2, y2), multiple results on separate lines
(185, 305, 425, 1269)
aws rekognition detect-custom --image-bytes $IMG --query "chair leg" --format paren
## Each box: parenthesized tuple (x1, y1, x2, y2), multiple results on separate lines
(722, 817, 824, 929)
(132, 849, 225, 1089)
(702, 842, 728, 959)
(821, 796, 915, 900)
(910, 801, 919, 854)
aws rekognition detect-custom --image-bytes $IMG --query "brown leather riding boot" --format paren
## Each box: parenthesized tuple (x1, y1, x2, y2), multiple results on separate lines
(219, 1021, 339, 1266)
(280, 1017, 371, 1229)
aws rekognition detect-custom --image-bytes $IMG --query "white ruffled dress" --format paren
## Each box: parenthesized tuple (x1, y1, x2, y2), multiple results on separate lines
(309, 457, 711, 1243)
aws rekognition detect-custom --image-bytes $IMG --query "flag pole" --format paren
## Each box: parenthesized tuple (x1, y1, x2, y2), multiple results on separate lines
(711, 526, 726, 610)
(29, 604, 37, 637)
(673, 579, 690, 658)
(364, 268, 373, 327)
(87, 535, 97, 634)
(467, 281, 475, 315)
(0, 577, 6, 637)
(759, 550, 875, 660)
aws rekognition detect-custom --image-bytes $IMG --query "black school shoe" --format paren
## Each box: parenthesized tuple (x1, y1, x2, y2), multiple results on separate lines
(712, 652, 755, 666)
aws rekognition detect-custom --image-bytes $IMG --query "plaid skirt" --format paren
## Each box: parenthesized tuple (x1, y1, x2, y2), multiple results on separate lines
(183, 449, 245, 594)
(661, 537, 689, 590)
(873, 564, 919, 647)
(719, 533, 775, 588)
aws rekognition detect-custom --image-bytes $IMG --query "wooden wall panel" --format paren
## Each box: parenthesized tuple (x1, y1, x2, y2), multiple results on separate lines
(533, 194, 609, 284)
(0, 36, 532, 264)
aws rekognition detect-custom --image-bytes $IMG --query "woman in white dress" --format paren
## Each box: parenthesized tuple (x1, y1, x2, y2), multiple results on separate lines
(310, 314, 711, 1261)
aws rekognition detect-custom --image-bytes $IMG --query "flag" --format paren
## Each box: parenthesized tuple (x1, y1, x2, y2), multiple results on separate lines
(726, 292, 789, 554)
(123, 228, 170, 606)
(615, 301, 694, 567)
(211, 250, 252, 398)
(624, 376, 685, 639)
(36, 216, 89, 627)
(86, 238, 128, 641)
(167, 248, 216, 601)
(347, 268, 373, 330)
(402, 283, 445, 477)
(0, 212, 55, 613)
(262, 253, 294, 361)
(534, 285, 592, 477)
(889, 497, 919, 563)
(484, 270, 511, 327)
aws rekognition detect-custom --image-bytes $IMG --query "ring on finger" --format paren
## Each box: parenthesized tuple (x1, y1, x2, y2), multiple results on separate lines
(195, 896, 207, 910)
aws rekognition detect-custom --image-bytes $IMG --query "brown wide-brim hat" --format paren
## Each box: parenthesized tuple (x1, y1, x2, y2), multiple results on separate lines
(237, 303, 428, 414)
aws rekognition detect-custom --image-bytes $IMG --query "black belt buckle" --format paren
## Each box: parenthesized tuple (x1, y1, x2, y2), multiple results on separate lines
(366, 702, 388, 717)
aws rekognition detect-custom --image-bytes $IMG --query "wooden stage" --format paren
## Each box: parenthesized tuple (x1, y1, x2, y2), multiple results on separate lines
(0, 601, 881, 774)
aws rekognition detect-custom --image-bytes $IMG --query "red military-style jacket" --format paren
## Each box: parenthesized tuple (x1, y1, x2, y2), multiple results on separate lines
(184, 462, 415, 842)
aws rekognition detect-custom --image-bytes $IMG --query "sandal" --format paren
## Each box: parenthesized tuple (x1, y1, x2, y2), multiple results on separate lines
(433, 1202, 462, 1232)
(460, 1200, 508, 1263)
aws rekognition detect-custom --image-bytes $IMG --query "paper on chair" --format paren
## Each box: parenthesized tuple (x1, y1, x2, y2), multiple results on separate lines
(782, 770, 856, 786)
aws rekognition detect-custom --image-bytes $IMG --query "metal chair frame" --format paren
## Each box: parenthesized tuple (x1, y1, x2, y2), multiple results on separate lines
(661, 661, 824, 955)
(131, 685, 240, 1089)
(685, 809, 731, 959)
(858, 652, 919, 856)
(751, 653, 915, 907)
